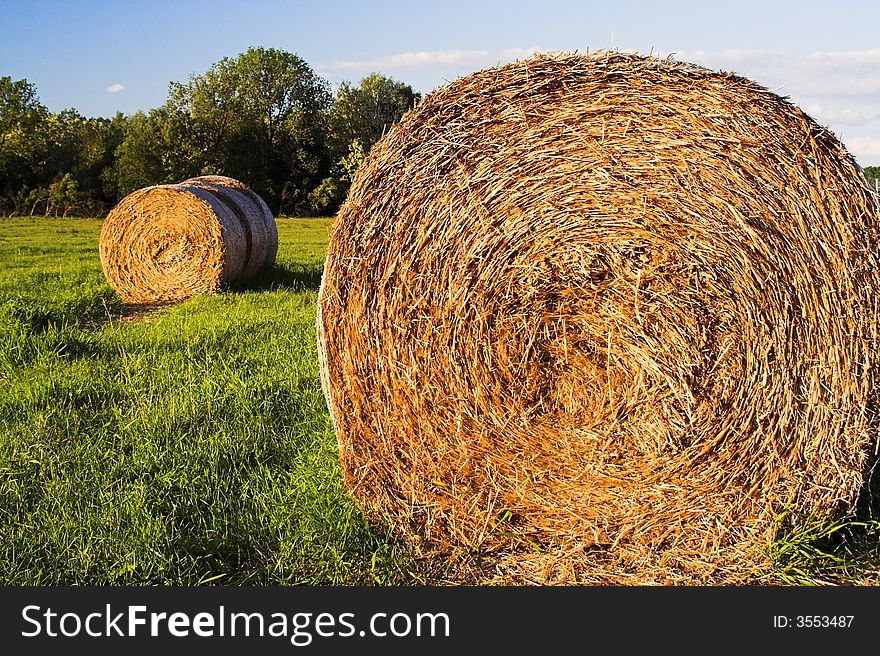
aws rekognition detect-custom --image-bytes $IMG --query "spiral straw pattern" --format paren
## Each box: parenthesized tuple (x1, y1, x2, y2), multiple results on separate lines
(317, 52, 880, 583)
(99, 175, 277, 303)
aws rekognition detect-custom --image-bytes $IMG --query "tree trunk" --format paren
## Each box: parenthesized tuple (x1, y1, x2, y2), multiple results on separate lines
(30, 196, 45, 215)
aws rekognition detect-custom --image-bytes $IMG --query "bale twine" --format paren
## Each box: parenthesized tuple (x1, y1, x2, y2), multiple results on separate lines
(316, 52, 880, 583)
(99, 175, 277, 303)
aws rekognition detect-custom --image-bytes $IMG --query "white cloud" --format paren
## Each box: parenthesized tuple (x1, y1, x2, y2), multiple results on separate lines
(773, 48, 880, 97)
(806, 103, 869, 126)
(320, 46, 880, 164)
(844, 136, 880, 162)
(670, 48, 788, 71)
(806, 48, 880, 68)
(793, 59, 880, 96)
(657, 48, 880, 98)
(656, 48, 880, 163)
(105, 83, 125, 93)
(321, 47, 541, 72)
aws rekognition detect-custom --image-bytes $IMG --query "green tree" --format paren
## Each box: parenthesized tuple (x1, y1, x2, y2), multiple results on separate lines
(330, 73, 419, 154)
(166, 46, 333, 214)
(325, 74, 419, 212)
(47, 172, 83, 216)
(107, 110, 171, 197)
(308, 176, 346, 215)
(339, 138, 367, 184)
(77, 112, 127, 207)
(0, 55, 421, 217)
(0, 76, 50, 212)
(43, 109, 127, 212)
(1, 77, 127, 215)
(864, 165, 879, 192)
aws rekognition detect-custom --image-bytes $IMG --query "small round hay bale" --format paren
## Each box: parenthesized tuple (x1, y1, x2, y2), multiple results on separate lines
(99, 175, 277, 303)
(316, 52, 880, 583)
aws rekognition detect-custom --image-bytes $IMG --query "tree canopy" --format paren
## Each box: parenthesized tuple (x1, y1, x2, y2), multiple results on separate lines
(330, 73, 419, 153)
(0, 48, 420, 217)
(9, 48, 872, 218)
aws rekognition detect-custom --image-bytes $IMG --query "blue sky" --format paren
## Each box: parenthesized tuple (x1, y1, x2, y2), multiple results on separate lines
(2, 0, 878, 164)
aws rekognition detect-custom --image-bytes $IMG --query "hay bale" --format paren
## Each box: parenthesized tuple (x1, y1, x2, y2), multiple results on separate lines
(316, 52, 880, 583)
(99, 175, 277, 303)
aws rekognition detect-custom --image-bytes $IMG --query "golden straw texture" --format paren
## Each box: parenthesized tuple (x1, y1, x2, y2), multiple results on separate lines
(316, 52, 880, 583)
(99, 175, 277, 303)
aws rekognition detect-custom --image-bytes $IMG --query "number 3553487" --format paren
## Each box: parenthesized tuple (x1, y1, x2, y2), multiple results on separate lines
(796, 616, 853, 628)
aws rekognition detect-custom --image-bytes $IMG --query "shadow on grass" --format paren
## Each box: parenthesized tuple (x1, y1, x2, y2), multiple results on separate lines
(88, 263, 324, 327)
(228, 263, 324, 294)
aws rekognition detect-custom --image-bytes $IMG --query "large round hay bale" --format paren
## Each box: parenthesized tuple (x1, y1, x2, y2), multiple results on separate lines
(99, 175, 277, 303)
(316, 52, 880, 583)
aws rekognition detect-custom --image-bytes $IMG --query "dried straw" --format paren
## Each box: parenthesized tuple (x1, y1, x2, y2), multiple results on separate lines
(316, 52, 880, 583)
(99, 175, 277, 303)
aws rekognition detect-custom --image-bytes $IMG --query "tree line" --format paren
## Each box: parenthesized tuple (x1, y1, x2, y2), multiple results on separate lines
(865, 166, 879, 192)
(0, 47, 419, 217)
(3, 47, 878, 219)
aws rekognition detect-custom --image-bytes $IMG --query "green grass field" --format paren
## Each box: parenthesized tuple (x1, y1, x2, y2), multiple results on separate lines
(1, 216, 879, 585)
(0, 216, 425, 585)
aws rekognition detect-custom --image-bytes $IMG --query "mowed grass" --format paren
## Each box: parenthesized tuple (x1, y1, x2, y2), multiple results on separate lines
(1, 216, 879, 585)
(0, 216, 422, 585)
